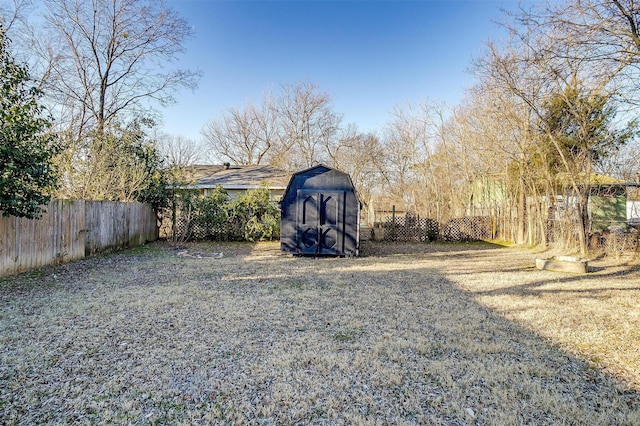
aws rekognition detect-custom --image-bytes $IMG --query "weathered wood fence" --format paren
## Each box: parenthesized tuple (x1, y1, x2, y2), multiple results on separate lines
(0, 200, 158, 277)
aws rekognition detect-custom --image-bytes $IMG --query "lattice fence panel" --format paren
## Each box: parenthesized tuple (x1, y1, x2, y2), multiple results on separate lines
(161, 211, 231, 242)
(174, 217, 229, 241)
(441, 217, 492, 241)
(381, 216, 439, 242)
(377, 214, 491, 242)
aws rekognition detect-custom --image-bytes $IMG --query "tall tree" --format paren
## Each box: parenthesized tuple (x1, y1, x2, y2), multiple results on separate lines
(470, 2, 640, 253)
(202, 81, 342, 171)
(381, 102, 441, 216)
(540, 80, 636, 178)
(272, 81, 341, 170)
(0, 26, 60, 218)
(539, 80, 637, 248)
(324, 126, 385, 204)
(0, 0, 31, 34)
(202, 100, 276, 166)
(470, 40, 550, 244)
(156, 133, 202, 169)
(56, 118, 168, 209)
(34, 0, 200, 138)
(512, 0, 640, 105)
(14, 0, 200, 203)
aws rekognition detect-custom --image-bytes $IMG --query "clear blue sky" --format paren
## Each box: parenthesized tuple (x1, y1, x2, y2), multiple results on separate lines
(161, 0, 519, 141)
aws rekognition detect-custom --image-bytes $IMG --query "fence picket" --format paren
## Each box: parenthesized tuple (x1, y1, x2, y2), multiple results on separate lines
(0, 200, 157, 277)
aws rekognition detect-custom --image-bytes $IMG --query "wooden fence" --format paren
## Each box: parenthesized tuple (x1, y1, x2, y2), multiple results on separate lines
(0, 200, 158, 277)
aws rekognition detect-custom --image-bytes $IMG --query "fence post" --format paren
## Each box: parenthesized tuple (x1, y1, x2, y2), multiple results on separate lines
(392, 205, 396, 240)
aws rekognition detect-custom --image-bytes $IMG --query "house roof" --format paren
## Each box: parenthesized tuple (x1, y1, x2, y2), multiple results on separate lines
(182, 164, 290, 190)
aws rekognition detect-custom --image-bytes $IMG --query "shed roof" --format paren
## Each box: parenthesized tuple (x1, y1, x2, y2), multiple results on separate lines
(281, 164, 362, 208)
(182, 164, 290, 190)
(283, 164, 357, 191)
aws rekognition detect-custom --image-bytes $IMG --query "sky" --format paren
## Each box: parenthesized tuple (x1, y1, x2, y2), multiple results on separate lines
(161, 0, 519, 142)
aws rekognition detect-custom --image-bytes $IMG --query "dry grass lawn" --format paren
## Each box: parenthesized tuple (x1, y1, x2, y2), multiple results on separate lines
(1, 241, 639, 425)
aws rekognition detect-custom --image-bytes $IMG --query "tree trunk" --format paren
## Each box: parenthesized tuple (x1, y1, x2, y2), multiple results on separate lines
(517, 172, 526, 244)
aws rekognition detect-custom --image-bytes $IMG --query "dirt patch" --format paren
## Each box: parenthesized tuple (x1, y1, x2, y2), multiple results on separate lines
(1, 241, 639, 424)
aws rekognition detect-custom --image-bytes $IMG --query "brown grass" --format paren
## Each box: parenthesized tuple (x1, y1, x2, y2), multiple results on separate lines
(1, 241, 639, 425)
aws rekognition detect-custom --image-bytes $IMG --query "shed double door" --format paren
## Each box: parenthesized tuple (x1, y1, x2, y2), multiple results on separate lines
(296, 190, 345, 255)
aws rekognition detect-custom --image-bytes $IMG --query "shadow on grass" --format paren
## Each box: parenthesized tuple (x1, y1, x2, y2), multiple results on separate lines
(359, 240, 506, 257)
(210, 254, 640, 422)
(472, 263, 640, 298)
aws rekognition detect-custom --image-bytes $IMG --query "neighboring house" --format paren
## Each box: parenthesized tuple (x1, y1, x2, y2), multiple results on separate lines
(468, 174, 509, 214)
(625, 184, 640, 227)
(469, 173, 638, 232)
(587, 183, 628, 233)
(180, 164, 291, 200)
(552, 174, 630, 233)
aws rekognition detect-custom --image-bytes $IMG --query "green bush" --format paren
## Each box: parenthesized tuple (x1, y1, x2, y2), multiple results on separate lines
(193, 187, 229, 239)
(225, 185, 280, 241)
(167, 184, 279, 242)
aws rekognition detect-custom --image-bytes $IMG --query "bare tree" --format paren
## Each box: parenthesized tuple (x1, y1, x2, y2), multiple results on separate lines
(469, 39, 552, 244)
(598, 139, 640, 181)
(272, 81, 341, 171)
(471, 37, 595, 250)
(380, 102, 442, 216)
(324, 125, 386, 203)
(202, 99, 277, 166)
(31, 0, 200, 138)
(13, 0, 200, 203)
(56, 119, 164, 202)
(156, 133, 202, 168)
(511, 0, 640, 106)
(467, 1, 640, 254)
(202, 81, 342, 171)
(0, 0, 32, 34)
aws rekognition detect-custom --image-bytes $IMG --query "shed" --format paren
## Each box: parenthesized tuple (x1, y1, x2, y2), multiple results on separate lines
(280, 164, 360, 256)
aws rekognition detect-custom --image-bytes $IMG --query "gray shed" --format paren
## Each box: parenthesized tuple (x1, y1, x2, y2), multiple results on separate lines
(280, 164, 360, 256)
